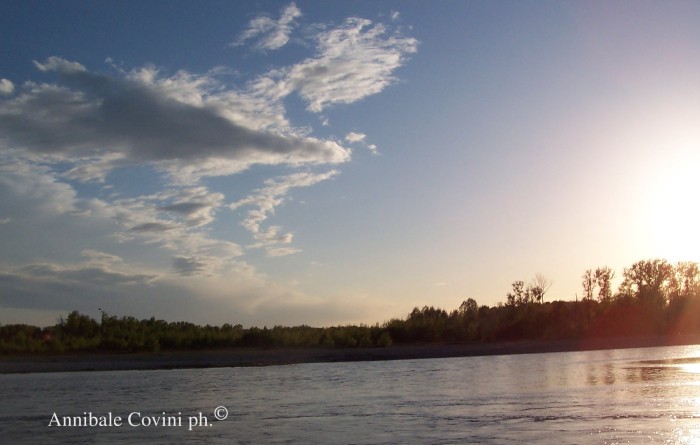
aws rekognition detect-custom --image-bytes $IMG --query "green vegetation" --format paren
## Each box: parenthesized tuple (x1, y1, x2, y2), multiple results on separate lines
(2, 259, 699, 354)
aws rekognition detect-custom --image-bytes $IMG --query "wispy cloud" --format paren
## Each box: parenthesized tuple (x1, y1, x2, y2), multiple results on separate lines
(230, 170, 339, 256)
(103, 185, 242, 276)
(346, 132, 379, 154)
(232, 3, 302, 51)
(267, 17, 418, 112)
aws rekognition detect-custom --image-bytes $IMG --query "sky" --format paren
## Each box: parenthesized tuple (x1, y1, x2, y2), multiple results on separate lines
(1, 1, 699, 327)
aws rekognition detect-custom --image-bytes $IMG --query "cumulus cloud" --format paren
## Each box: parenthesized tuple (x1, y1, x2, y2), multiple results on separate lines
(232, 3, 301, 51)
(0, 79, 14, 95)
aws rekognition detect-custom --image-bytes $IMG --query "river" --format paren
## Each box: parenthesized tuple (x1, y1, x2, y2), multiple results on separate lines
(1, 345, 699, 444)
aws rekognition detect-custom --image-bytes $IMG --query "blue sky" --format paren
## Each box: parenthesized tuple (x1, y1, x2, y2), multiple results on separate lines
(1, 1, 699, 327)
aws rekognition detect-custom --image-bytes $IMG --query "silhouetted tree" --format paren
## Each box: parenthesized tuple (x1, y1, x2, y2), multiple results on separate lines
(621, 259, 673, 307)
(668, 262, 700, 301)
(581, 269, 595, 301)
(507, 281, 529, 306)
(594, 267, 615, 303)
(530, 273, 552, 303)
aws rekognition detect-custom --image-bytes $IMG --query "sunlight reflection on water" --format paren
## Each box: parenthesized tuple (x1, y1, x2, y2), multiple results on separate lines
(680, 363, 700, 374)
(1, 344, 700, 444)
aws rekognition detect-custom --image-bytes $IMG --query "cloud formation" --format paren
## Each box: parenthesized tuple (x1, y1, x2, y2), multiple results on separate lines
(345, 132, 366, 143)
(232, 3, 302, 51)
(0, 79, 14, 95)
(346, 132, 379, 154)
(230, 170, 339, 256)
(0, 58, 350, 185)
(0, 2, 417, 324)
(271, 17, 418, 112)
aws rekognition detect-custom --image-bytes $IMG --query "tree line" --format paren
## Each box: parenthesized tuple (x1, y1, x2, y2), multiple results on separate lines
(1, 258, 699, 354)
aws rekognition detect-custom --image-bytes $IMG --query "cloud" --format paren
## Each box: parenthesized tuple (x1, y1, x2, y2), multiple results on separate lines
(0, 159, 242, 277)
(0, 261, 177, 317)
(230, 170, 339, 255)
(4, 263, 157, 296)
(232, 3, 301, 51)
(345, 132, 366, 143)
(156, 186, 224, 227)
(130, 222, 177, 233)
(172, 256, 212, 276)
(80, 249, 124, 267)
(265, 17, 418, 112)
(266, 246, 302, 257)
(345, 132, 379, 154)
(0, 4, 417, 326)
(0, 79, 14, 95)
(98, 185, 243, 276)
(0, 57, 350, 185)
(0, 257, 373, 327)
(34, 56, 86, 73)
(0, 159, 78, 217)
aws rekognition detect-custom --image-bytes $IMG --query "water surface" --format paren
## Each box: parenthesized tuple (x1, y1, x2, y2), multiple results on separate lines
(1, 345, 699, 444)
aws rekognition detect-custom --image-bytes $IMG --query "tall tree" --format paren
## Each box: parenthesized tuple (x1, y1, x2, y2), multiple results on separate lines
(581, 269, 595, 301)
(530, 273, 553, 303)
(594, 266, 615, 303)
(621, 259, 673, 306)
(667, 261, 700, 300)
(507, 281, 528, 306)
(459, 298, 479, 320)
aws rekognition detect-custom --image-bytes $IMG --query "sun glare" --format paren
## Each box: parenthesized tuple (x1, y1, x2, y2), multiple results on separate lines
(680, 363, 700, 374)
(647, 135, 700, 263)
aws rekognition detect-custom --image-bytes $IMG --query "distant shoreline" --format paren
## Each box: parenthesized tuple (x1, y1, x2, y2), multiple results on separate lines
(2, 335, 699, 375)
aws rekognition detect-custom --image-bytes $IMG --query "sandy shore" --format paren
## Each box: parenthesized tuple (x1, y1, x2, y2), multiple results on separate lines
(2, 335, 698, 374)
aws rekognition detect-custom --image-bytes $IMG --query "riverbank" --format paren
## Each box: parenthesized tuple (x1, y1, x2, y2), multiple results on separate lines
(2, 335, 699, 374)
